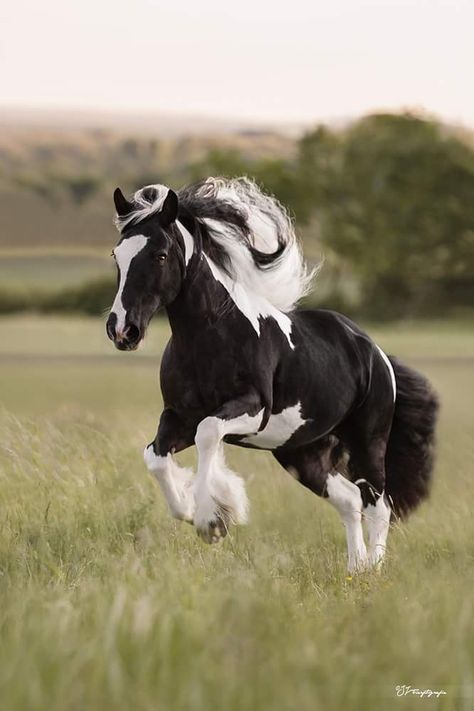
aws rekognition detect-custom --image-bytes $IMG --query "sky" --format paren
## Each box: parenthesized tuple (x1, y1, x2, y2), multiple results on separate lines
(1, 0, 473, 125)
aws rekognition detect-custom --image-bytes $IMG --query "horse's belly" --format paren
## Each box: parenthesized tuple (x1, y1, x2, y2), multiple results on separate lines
(241, 403, 308, 450)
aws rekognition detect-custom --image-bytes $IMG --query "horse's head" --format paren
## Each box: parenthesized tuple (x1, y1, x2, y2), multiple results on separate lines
(106, 186, 185, 351)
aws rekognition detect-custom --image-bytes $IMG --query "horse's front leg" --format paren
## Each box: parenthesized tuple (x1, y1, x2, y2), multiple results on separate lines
(143, 409, 196, 523)
(194, 393, 265, 543)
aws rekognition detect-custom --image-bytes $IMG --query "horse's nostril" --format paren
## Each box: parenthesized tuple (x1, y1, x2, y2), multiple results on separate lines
(127, 324, 141, 344)
(106, 318, 116, 341)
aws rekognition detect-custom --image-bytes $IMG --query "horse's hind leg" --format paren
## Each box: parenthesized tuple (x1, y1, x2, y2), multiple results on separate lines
(274, 439, 368, 574)
(362, 490, 391, 568)
(325, 473, 368, 573)
(348, 438, 392, 569)
(143, 409, 196, 522)
(340, 389, 394, 569)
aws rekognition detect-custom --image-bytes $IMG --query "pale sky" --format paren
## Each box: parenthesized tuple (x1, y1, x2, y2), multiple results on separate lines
(1, 0, 473, 124)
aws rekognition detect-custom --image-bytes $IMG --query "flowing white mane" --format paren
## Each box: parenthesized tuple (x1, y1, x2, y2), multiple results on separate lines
(191, 178, 317, 312)
(115, 177, 317, 313)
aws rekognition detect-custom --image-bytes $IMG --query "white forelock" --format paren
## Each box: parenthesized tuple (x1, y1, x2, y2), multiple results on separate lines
(114, 184, 170, 229)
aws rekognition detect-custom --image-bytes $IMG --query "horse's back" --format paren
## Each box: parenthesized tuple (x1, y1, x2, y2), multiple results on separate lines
(286, 308, 377, 393)
(291, 308, 373, 349)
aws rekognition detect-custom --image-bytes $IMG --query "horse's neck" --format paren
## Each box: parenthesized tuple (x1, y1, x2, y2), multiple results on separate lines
(165, 258, 229, 340)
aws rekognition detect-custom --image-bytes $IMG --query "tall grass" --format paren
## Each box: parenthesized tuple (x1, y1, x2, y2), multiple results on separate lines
(0, 317, 473, 710)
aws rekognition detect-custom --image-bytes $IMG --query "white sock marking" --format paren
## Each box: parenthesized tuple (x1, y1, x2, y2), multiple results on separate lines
(326, 473, 368, 573)
(193, 410, 264, 538)
(144, 446, 195, 522)
(364, 493, 391, 568)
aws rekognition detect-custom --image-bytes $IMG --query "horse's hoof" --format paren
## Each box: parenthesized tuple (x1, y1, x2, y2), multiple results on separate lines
(347, 556, 371, 575)
(196, 516, 228, 544)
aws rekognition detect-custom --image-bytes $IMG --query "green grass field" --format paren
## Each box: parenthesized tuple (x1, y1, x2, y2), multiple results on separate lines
(0, 250, 112, 290)
(0, 316, 473, 710)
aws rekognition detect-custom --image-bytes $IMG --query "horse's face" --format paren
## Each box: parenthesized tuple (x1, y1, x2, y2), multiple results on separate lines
(106, 188, 184, 351)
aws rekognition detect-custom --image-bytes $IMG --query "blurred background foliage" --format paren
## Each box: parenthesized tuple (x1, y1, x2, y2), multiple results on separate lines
(1, 111, 473, 320)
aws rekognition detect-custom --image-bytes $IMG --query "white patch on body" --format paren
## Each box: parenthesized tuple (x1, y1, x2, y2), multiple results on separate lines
(143, 445, 195, 522)
(375, 345, 397, 402)
(204, 254, 295, 348)
(111, 234, 148, 332)
(176, 221, 194, 266)
(326, 473, 368, 573)
(193, 410, 264, 541)
(242, 403, 307, 449)
(363, 492, 391, 568)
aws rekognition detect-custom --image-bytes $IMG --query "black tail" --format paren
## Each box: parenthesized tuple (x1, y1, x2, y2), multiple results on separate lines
(385, 357, 439, 519)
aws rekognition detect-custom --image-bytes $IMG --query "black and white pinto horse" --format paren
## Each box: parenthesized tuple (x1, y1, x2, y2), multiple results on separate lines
(106, 178, 438, 573)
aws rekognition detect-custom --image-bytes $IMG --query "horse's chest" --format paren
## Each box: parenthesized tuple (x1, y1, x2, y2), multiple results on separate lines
(241, 404, 308, 449)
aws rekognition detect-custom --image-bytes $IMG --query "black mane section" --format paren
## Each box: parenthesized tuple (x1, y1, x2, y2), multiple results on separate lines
(178, 179, 286, 275)
(249, 242, 286, 266)
(179, 180, 249, 234)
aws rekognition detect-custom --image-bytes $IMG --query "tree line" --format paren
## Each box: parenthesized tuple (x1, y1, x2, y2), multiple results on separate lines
(2, 112, 473, 319)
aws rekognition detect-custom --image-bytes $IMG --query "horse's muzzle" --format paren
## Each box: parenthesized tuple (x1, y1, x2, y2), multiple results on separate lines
(106, 314, 142, 351)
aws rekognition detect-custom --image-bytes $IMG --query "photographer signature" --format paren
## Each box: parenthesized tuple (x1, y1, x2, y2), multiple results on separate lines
(396, 685, 447, 699)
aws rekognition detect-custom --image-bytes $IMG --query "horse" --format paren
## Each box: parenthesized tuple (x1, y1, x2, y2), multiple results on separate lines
(106, 177, 439, 573)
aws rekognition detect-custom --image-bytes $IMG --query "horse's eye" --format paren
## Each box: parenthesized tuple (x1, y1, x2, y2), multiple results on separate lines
(157, 253, 167, 262)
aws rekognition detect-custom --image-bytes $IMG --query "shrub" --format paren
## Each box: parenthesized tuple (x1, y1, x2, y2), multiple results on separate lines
(41, 277, 116, 315)
(0, 278, 117, 316)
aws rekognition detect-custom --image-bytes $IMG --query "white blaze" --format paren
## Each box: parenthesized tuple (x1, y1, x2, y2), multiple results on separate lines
(111, 234, 148, 332)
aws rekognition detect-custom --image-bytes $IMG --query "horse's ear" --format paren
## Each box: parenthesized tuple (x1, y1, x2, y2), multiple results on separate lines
(159, 189, 178, 227)
(113, 187, 133, 217)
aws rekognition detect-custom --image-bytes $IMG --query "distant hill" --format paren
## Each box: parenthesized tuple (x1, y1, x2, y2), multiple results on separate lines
(0, 106, 307, 138)
(0, 108, 298, 249)
(1, 107, 472, 251)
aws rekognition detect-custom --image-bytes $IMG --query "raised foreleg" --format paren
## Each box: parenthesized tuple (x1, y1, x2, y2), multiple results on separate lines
(193, 391, 265, 543)
(143, 409, 196, 522)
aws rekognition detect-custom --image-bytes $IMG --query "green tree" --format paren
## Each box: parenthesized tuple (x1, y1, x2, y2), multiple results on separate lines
(300, 114, 474, 316)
